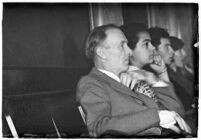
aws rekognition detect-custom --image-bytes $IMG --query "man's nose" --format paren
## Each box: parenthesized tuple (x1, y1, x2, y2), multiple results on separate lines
(150, 43, 156, 51)
(125, 45, 132, 56)
(169, 46, 174, 54)
(181, 49, 187, 57)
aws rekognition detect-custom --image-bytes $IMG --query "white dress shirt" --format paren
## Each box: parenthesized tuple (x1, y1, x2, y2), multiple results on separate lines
(98, 69, 121, 83)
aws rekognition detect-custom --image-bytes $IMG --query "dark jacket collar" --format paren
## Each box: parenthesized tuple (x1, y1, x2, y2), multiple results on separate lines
(89, 67, 141, 100)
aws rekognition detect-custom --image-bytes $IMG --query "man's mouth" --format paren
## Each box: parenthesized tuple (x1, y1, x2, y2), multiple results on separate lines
(150, 54, 154, 58)
(149, 54, 155, 60)
(169, 57, 174, 63)
(124, 58, 129, 63)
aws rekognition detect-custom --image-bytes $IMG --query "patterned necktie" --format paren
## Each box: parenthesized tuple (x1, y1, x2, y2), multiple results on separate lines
(133, 80, 158, 102)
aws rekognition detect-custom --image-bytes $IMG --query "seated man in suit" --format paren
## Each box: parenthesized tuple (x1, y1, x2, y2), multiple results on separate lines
(119, 23, 184, 116)
(76, 24, 191, 137)
(120, 23, 170, 84)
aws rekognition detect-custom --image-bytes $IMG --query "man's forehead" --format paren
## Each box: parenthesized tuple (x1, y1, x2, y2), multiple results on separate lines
(138, 32, 151, 40)
(160, 38, 171, 44)
(105, 28, 127, 41)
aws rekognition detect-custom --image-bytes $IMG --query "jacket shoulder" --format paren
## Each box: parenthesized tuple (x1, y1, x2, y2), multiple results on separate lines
(76, 74, 109, 101)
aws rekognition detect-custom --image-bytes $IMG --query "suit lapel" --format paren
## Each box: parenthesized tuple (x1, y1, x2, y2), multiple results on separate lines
(90, 68, 159, 108)
(90, 68, 143, 101)
(138, 93, 159, 108)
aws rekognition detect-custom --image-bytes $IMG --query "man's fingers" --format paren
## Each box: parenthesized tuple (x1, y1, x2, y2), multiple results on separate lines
(186, 123, 192, 134)
(155, 56, 160, 65)
(125, 76, 131, 88)
(130, 79, 137, 90)
(153, 54, 161, 66)
(175, 115, 185, 131)
(171, 111, 192, 134)
(120, 74, 127, 86)
(134, 73, 146, 81)
(180, 118, 191, 134)
(169, 125, 181, 134)
(120, 74, 133, 89)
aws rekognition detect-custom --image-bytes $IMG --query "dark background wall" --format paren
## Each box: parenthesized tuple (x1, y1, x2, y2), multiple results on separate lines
(3, 3, 92, 137)
(3, 3, 91, 68)
(122, 3, 148, 26)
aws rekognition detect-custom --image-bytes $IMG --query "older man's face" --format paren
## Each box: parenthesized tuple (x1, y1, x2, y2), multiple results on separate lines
(103, 28, 132, 75)
(157, 38, 174, 65)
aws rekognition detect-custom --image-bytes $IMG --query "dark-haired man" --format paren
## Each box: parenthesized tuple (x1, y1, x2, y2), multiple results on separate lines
(148, 27, 174, 65)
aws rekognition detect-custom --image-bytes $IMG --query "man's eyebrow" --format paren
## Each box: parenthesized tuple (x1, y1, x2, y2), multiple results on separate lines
(121, 40, 128, 44)
(142, 39, 151, 42)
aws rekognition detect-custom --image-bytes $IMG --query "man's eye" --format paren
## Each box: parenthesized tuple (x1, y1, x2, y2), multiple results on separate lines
(121, 42, 125, 48)
(167, 45, 170, 50)
(145, 42, 149, 47)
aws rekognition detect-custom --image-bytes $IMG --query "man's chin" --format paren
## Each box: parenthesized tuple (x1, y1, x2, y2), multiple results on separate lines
(149, 60, 154, 64)
(122, 65, 129, 72)
(166, 60, 172, 65)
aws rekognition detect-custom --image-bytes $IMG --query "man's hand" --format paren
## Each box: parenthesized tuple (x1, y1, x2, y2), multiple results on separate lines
(144, 71, 159, 85)
(150, 52, 167, 74)
(127, 70, 159, 85)
(120, 71, 149, 90)
(120, 73, 138, 90)
(120, 70, 161, 89)
(158, 110, 191, 134)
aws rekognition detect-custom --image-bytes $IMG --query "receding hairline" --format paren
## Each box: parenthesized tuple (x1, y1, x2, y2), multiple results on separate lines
(100, 27, 126, 47)
(105, 28, 126, 39)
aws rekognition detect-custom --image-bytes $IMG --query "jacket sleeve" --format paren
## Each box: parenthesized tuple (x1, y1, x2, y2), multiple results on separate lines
(76, 78, 160, 137)
(153, 82, 185, 117)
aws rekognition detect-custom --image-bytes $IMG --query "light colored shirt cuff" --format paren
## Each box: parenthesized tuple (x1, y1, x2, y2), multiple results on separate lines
(158, 110, 176, 128)
(152, 80, 168, 87)
(161, 120, 176, 128)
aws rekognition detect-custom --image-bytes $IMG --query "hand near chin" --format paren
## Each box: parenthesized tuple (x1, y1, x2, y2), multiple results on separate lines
(150, 54, 167, 74)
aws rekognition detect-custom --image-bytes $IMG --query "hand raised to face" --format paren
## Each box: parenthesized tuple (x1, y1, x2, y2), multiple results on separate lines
(150, 52, 167, 75)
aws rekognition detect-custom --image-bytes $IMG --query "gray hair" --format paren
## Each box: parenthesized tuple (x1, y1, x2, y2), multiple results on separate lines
(85, 24, 120, 60)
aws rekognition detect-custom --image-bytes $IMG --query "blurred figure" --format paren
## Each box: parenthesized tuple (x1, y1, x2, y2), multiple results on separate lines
(148, 27, 175, 65)
(169, 36, 194, 77)
(148, 28, 197, 135)
(168, 36, 195, 110)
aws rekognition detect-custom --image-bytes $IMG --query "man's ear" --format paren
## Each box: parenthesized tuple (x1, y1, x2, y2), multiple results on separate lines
(96, 47, 107, 59)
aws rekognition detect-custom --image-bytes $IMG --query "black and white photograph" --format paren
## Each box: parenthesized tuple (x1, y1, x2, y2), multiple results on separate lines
(2, 1, 199, 138)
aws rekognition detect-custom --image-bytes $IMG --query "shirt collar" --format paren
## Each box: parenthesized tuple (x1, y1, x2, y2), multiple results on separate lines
(128, 65, 140, 72)
(98, 69, 121, 83)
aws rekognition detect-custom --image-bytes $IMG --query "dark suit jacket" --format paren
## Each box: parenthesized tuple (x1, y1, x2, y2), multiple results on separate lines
(167, 67, 195, 111)
(76, 67, 184, 137)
